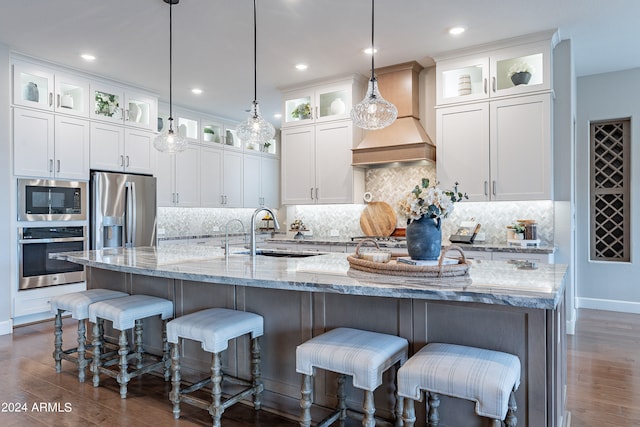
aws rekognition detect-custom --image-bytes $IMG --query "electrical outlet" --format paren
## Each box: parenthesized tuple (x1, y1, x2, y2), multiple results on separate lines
(330, 229, 340, 237)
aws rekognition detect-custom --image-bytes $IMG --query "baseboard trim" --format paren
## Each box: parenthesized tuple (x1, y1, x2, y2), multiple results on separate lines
(576, 297, 640, 314)
(0, 319, 13, 336)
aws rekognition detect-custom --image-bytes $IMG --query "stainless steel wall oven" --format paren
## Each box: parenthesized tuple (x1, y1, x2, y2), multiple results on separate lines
(18, 226, 87, 290)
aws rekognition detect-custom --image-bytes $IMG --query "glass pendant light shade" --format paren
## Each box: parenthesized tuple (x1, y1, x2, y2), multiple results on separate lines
(155, 0, 187, 153)
(154, 119, 187, 153)
(351, 0, 397, 130)
(237, 100, 275, 149)
(351, 78, 398, 130)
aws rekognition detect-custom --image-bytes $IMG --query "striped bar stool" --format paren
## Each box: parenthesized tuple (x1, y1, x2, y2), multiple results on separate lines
(166, 308, 264, 427)
(296, 327, 408, 427)
(89, 294, 174, 399)
(50, 289, 129, 382)
(398, 343, 521, 427)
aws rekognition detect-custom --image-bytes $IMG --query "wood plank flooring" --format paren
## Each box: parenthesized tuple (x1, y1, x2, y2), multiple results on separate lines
(0, 308, 638, 426)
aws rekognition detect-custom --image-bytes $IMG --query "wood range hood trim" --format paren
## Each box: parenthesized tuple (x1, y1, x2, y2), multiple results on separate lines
(352, 61, 436, 166)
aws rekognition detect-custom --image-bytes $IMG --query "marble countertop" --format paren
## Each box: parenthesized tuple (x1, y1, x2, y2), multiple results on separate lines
(53, 241, 566, 310)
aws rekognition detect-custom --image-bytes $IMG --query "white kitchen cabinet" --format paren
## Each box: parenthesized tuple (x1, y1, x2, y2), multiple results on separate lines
(435, 34, 556, 106)
(199, 146, 244, 208)
(157, 144, 201, 207)
(243, 153, 280, 208)
(437, 93, 551, 201)
(91, 82, 157, 131)
(12, 60, 90, 118)
(13, 108, 89, 180)
(281, 75, 364, 128)
(13, 282, 86, 324)
(89, 122, 155, 175)
(281, 121, 363, 205)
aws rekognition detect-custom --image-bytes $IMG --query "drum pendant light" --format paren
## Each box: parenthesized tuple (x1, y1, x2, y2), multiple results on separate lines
(350, 0, 397, 130)
(236, 0, 275, 149)
(154, 0, 187, 153)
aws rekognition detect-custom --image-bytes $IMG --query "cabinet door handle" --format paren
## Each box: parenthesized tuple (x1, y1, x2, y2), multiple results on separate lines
(56, 160, 60, 173)
(176, 193, 179, 204)
(310, 188, 314, 200)
(484, 181, 488, 196)
(315, 187, 319, 200)
(126, 156, 130, 167)
(120, 155, 125, 167)
(315, 106, 318, 119)
(492, 76, 496, 93)
(49, 159, 54, 173)
(56, 94, 60, 108)
(492, 180, 497, 196)
(48, 92, 53, 107)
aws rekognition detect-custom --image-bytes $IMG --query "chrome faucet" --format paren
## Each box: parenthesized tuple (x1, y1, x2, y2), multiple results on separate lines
(250, 207, 280, 257)
(224, 218, 246, 257)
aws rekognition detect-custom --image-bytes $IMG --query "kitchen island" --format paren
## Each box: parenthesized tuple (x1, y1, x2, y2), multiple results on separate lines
(53, 244, 567, 427)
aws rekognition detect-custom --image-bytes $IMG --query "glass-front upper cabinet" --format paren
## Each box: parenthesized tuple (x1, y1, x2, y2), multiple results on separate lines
(91, 83, 124, 124)
(176, 111, 199, 142)
(13, 61, 90, 117)
(91, 82, 157, 131)
(124, 91, 157, 131)
(436, 35, 555, 105)
(281, 76, 363, 127)
(201, 117, 224, 145)
(222, 123, 242, 150)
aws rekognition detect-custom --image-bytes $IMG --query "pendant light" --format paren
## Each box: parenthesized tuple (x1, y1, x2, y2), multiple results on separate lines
(154, 0, 187, 153)
(236, 0, 275, 149)
(350, 0, 397, 130)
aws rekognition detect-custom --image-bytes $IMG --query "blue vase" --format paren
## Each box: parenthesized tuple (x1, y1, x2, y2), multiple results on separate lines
(406, 217, 442, 260)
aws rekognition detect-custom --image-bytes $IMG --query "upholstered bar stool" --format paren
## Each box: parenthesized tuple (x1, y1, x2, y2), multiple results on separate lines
(89, 294, 174, 399)
(397, 343, 521, 427)
(166, 308, 264, 427)
(296, 327, 409, 427)
(50, 289, 129, 382)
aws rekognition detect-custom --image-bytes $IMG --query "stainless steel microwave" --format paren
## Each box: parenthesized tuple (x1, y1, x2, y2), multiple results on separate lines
(17, 178, 87, 222)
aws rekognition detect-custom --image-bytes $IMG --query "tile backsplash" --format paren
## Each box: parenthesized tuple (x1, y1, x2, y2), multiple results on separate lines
(159, 163, 554, 246)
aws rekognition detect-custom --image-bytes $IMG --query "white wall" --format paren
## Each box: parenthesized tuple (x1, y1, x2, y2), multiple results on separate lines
(0, 43, 13, 334)
(576, 67, 640, 312)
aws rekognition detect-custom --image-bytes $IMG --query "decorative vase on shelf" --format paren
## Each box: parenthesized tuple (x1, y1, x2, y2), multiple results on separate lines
(406, 216, 442, 260)
(510, 71, 532, 86)
(23, 82, 39, 102)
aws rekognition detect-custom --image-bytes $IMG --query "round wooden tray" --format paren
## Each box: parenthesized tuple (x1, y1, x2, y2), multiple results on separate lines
(348, 244, 471, 278)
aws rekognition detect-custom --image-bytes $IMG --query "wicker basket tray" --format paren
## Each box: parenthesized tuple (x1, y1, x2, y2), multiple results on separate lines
(348, 244, 471, 278)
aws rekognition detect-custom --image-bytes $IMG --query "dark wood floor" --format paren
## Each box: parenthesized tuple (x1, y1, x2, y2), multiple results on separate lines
(0, 308, 638, 426)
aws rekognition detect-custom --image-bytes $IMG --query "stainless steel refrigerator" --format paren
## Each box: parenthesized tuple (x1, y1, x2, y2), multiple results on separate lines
(90, 171, 157, 250)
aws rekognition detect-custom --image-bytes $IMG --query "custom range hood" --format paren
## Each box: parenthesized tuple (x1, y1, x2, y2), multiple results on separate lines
(352, 61, 436, 166)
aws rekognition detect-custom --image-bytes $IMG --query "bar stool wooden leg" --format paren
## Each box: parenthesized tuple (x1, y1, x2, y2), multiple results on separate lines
(393, 362, 403, 427)
(337, 374, 347, 424)
(134, 319, 144, 369)
(77, 319, 88, 382)
(402, 397, 416, 427)
(362, 389, 376, 427)
(117, 329, 130, 399)
(53, 309, 63, 373)
(505, 389, 518, 426)
(91, 319, 103, 388)
(300, 374, 313, 427)
(251, 337, 262, 410)
(162, 319, 170, 381)
(210, 351, 223, 427)
(169, 342, 181, 419)
(427, 392, 440, 426)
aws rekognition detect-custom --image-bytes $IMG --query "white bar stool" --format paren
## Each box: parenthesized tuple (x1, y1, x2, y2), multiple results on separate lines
(166, 308, 264, 427)
(88, 294, 174, 399)
(397, 343, 521, 427)
(50, 289, 129, 382)
(296, 327, 409, 427)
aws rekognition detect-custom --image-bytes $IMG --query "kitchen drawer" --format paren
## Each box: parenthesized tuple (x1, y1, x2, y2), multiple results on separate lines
(14, 282, 86, 317)
(491, 251, 553, 264)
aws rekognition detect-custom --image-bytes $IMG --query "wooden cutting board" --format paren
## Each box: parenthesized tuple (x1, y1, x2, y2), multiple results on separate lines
(359, 201, 397, 237)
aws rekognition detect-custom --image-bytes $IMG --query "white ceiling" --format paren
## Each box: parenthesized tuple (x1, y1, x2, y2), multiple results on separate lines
(1, 0, 637, 127)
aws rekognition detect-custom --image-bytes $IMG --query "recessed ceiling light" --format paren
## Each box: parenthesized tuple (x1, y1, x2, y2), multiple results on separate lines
(295, 63, 308, 70)
(81, 54, 96, 61)
(274, 113, 282, 119)
(191, 88, 203, 95)
(449, 27, 465, 36)
(364, 47, 378, 55)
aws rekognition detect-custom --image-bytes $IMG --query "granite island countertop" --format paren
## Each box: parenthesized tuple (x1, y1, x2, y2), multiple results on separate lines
(53, 242, 567, 309)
